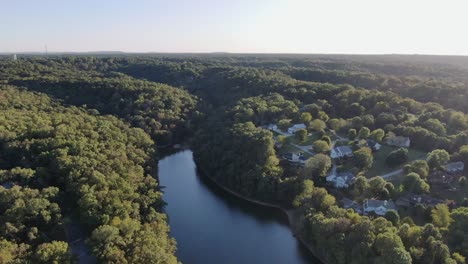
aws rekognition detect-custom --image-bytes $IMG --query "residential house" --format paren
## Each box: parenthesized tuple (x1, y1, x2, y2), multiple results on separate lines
(387, 135, 411, 148)
(287, 123, 306, 134)
(356, 139, 382, 151)
(367, 139, 382, 151)
(330, 146, 353, 159)
(267, 123, 278, 131)
(445, 161, 465, 173)
(363, 199, 397, 216)
(396, 193, 444, 208)
(281, 153, 307, 165)
(340, 198, 363, 214)
(326, 172, 355, 188)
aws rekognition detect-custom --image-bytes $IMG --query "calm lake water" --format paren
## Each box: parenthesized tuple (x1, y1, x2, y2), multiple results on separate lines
(158, 150, 320, 264)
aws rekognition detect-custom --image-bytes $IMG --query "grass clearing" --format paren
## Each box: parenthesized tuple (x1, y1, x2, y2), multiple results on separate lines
(366, 145, 427, 178)
(288, 133, 320, 146)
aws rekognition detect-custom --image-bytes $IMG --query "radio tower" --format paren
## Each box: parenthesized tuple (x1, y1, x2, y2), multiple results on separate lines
(45, 44, 48, 58)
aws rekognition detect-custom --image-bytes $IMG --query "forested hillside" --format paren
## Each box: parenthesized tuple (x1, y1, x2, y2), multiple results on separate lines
(2, 54, 468, 263)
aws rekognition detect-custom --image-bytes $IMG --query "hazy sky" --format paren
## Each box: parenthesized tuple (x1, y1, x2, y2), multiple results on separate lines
(1, 0, 468, 54)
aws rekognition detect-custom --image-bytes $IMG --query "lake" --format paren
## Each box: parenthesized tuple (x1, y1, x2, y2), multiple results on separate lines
(158, 150, 320, 264)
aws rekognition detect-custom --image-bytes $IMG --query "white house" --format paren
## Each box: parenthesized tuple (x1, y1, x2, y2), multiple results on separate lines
(387, 136, 410, 148)
(445, 161, 465, 173)
(326, 172, 355, 188)
(330, 146, 353, 159)
(367, 139, 382, 151)
(287, 123, 306, 134)
(363, 199, 397, 216)
(267, 123, 278, 131)
(282, 153, 307, 164)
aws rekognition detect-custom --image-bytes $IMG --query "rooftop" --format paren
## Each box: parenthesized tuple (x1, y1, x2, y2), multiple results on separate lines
(446, 161, 464, 172)
(365, 199, 397, 210)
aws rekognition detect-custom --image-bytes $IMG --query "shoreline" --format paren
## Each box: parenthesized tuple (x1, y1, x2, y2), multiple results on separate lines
(197, 164, 328, 264)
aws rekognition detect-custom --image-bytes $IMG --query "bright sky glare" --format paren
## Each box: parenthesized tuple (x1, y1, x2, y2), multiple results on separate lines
(1, 0, 468, 55)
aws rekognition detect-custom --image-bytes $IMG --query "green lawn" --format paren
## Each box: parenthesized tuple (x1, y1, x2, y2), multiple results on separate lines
(277, 143, 303, 155)
(277, 141, 313, 158)
(365, 145, 427, 178)
(288, 133, 320, 146)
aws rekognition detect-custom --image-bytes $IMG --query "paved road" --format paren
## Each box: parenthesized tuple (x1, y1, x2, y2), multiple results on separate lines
(378, 157, 426, 180)
(380, 168, 404, 179)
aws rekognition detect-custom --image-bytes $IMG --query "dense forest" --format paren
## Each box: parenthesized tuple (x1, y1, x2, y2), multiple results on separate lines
(2, 54, 468, 263)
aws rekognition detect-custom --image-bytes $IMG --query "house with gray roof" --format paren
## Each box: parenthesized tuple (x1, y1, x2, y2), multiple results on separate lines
(326, 172, 355, 188)
(287, 123, 306, 134)
(387, 135, 410, 148)
(330, 146, 353, 159)
(363, 199, 397, 216)
(341, 198, 363, 214)
(445, 161, 465, 173)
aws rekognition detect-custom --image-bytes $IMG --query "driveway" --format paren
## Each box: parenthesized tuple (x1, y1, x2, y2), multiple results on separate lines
(379, 169, 404, 180)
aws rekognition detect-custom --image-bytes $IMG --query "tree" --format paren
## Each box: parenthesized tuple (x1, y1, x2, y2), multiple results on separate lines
(34, 241, 73, 264)
(310, 119, 326, 132)
(358, 127, 370, 139)
(432, 204, 452, 228)
(328, 118, 346, 131)
(317, 111, 329, 122)
(296, 128, 308, 142)
(383, 247, 412, 264)
(292, 180, 315, 208)
(402, 173, 430, 194)
(449, 207, 468, 257)
(321, 135, 332, 147)
(368, 176, 388, 198)
(385, 210, 400, 226)
(303, 154, 332, 179)
(278, 119, 291, 130)
(386, 148, 408, 167)
(452, 253, 465, 264)
(458, 145, 468, 165)
(300, 112, 312, 123)
(348, 128, 357, 140)
(313, 140, 330, 153)
(276, 135, 287, 145)
(427, 149, 450, 170)
(423, 118, 447, 136)
(370, 129, 385, 142)
(353, 147, 374, 170)
(352, 176, 369, 197)
(404, 160, 430, 178)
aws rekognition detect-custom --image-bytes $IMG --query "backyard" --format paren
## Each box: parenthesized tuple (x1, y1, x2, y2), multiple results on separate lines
(365, 145, 427, 178)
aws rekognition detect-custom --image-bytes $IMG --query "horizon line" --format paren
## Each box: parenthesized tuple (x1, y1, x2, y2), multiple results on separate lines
(2, 51, 468, 57)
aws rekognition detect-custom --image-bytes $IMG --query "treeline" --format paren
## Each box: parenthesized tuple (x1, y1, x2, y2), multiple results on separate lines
(282, 67, 468, 113)
(1, 58, 199, 145)
(0, 86, 177, 263)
